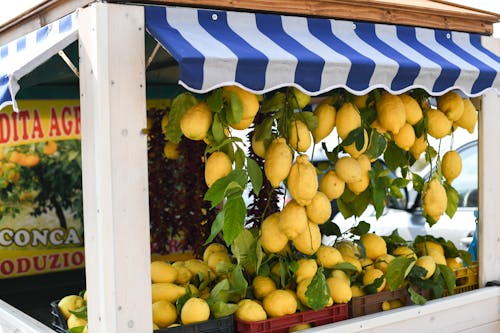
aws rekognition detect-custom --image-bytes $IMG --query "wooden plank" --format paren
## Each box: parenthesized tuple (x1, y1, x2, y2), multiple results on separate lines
(0, 299, 55, 332)
(79, 3, 152, 333)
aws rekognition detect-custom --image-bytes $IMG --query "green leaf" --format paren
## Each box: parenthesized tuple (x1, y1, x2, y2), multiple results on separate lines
(372, 185, 385, 219)
(226, 91, 244, 124)
(305, 267, 330, 310)
(384, 141, 408, 171)
(458, 250, 473, 267)
(205, 211, 225, 245)
(407, 286, 427, 305)
(261, 92, 286, 114)
(363, 275, 385, 294)
(209, 279, 231, 302)
(69, 327, 85, 333)
(444, 183, 459, 218)
(332, 262, 359, 273)
(351, 221, 370, 236)
(365, 131, 387, 161)
(337, 198, 354, 219)
(211, 114, 226, 144)
(204, 169, 247, 208)
(412, 173, 424, 193)
(295, 111, 319, 131)
(222, 196, 246, 246)
(438, 264, 456, 294)
(234, 147, 246, 170)
(230, 265, 249, 297)
(385, 256, 414, 291)
(231, 229, 256, 267)
(69, 305, 87, 319)
(165, 93, 198, 143)
(342, 127, 364, 147)
(254, 117, 275, 141)
(319, 222, 342, 237)
(207, 89, 224, 113)
(210, 301, 239, 318)
(247, 157, 263, 196)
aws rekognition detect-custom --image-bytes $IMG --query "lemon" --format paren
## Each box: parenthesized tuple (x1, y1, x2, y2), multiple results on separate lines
(428, 248, 447, 265)
(357, 154, 372, 172)
(331, 269, 350, 284)
(202, 243, 228, 262)
(224, 86, 259, 130)
(360, 233, 387, 260)
(263, 289, 298, 317)
(393, 123, 416, 151)
(306, 191, 332, 224)
(253, 276, 277, 300)
(362, 268, 386, 292)
(152, 300, 178, 328)
(353, 94, 369, 109)
(180, 102, 213, 140)
(295, 258, 318, 283)
(351, 284, 366, 297)
(441, 150, 462, 184)
(335, 240, 360, 259)
(151, 261, 178, 283)
(374, 254, 395, 273)
(181, 297, 210, 324)
(370, 119, 387, 134)
(251, 135, 267, 158)
(336, 103, 361, 140)
(295, 277, 314, 307)
(205, 151, 232, 188)
(422, 178, 447, 221)
(289, 120, 312, 152)
(206, 251, 232, 273)
(326, 277, 352, 303)
(279, 200, 308, 239)
(392, 246, 417, 260)
(287, 155, 318, 206)
(455, 98, 477, 134)
(415, 255, 436, 279)
(58, 295, 84, 319)
(438, 91, 464, 121)
(312, 103, 336, 143)
(152, 283, 187, 303)
(382, 299, 403, 311)
(335, 156, 362, 183)
(426, 109, 452, 139)
(172, 262, 193, 285)
(400, 94, 423, 125)
(236, 299, 267, 322)
(376, 93, 406, 134)
(163, 141, 180, 160)
(231, 116, 254, 130)
(264, 138, 293, 188)
(153, 323, 160, 330)
(409, 135, 428, 160)
(360, 258, 374, 270)
(446, 257, 463, 270)
(416, 241, 444, 256)
(184, 259, 214, 282)
(291, 87, 311, 109)
(342, 255, 362, 273)
(316, 245, 344, 268)
(43, 141, 58, 155)
(260, 212, 289, 253)
(347, 171, 370, 195)
(344, 128, 368, 158)
(67, 314, 87, 330)
(292, 221, 322, 255)
(161, 113, 169, 134)
(319, 170, 345, 200)
(289, 323, 312, 332)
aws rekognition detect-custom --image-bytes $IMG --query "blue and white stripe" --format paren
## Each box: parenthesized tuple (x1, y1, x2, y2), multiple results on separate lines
(0, 12, 78, 112)
(145, 5, 500, 98)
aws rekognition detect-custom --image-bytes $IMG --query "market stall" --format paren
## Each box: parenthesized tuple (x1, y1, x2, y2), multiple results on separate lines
(0, 1, 499, 332)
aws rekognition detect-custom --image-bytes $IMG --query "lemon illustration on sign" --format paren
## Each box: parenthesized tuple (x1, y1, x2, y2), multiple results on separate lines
(362, 268, 386, 292)
(319, 170, 345, 200)
(295, 258, 318, 283)
(415, 255, 436, 279)
(236, 299, 267, 322)
(163, 142, 180, 160)
(306, 191, 332, 224)
(151, 261, 178, 283)
(360, 233, 387, 260)
(204, 151, 232, 188)
(180, 102, 213, 140)
(253, 275, 277, 299)
(279, 200, 308, 239)
(441, 150, 462, 184)
(287, 155, 318, 206)
(409, 135, 428, 160)
(422, 178, 447, 221)
(152, 300, 178, 328)
(312, 102, 336, 143)
(263, 289, 298, 317)
(426, 109, 452, 139)
(336, 102, 361, 140)
(43, 140, 58, 155)
(264, 138, 293, 188)
(289, 120, 312, 152)
(181, 297, 210, 324)
(400, 93, 423, 125)
(438, 91, 464, 121)
(58, 295, 84, 319)
(455, 98, 477, 134)
(335, 156, 362, 183)
(316, 245, 344, 268)
(292, 221, 322, 255)
(327, 277, 353, 303)
(344, 128, 368, 158)
(393, 123, 416, 151)
(376, 93, 406, 134)
(260, 212, 289, 253)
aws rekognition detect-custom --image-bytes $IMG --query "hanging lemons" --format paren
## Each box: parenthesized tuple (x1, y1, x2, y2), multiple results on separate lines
(312, 102, 336, 143)
(441, 150, 462, 184)
(353, 94, 369, 109)
(376, 93, 406, 134)
(279, 200, 309, 239)
(437, 91, 464, 121)
(426, 109, 452, 139)
(292, 221, 322, 255)
(291, 87, 311, 109)
(410, 135, 428, 160)
(455, 98, 477, 134)
(264, 138, 293, 188)
(163, 142, 180, 160)
(204, 152, 232, 188)
(305, 191, 332, 224)
(422, 178, 448, 222)
(287, 155, 318, 206)
(260, 213, 289, 253)
(400, 93, 423, 125)
(344, 128, 368, 158)
(335, 156, 362, 183)
(393, 123, 416, 151)
(223, 85, 260, 130)
(319, 170, 346, 200)
(251, 135, 267, 159)
(336, 103, 361, 140)
(289, 120, 312, 152)
(180, 102, 213, 140)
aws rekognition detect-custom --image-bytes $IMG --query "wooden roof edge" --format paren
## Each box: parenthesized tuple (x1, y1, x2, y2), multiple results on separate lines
(433, 0, 500, 18)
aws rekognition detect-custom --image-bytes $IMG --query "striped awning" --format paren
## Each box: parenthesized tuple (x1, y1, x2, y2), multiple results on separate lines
(145, 5, 500, 98)
(0, 12, 78, 112)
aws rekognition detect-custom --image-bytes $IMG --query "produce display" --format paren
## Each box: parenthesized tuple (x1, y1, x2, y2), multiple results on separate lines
(56, 86, 479, 332)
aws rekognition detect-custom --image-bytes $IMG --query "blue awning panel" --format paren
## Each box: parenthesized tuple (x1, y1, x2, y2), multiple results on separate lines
(145, 5, 500, 97)
(0, 12, 78, 112)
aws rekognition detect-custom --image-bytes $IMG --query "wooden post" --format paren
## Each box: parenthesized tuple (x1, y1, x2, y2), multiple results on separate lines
(79, 3, 152, 332)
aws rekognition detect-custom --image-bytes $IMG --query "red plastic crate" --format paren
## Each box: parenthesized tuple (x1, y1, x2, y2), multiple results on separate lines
(236, 303, 348, 333)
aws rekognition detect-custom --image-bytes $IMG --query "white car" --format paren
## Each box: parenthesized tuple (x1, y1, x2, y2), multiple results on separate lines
(331, 140, 478, 250)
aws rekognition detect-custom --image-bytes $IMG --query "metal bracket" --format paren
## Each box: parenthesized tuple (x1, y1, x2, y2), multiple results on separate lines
(146, 42, 161, 70)
(58, 50, 79, 78)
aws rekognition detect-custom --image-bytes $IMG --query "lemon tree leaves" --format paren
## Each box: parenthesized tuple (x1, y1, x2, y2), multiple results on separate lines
(305, 267, 331, 310)
(444, 182, 459, 218)
(165, 92, 198, 143)
(247, 157, 263, 196)
(385, 256, 415, 291)
(223, 195, 246, 246)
